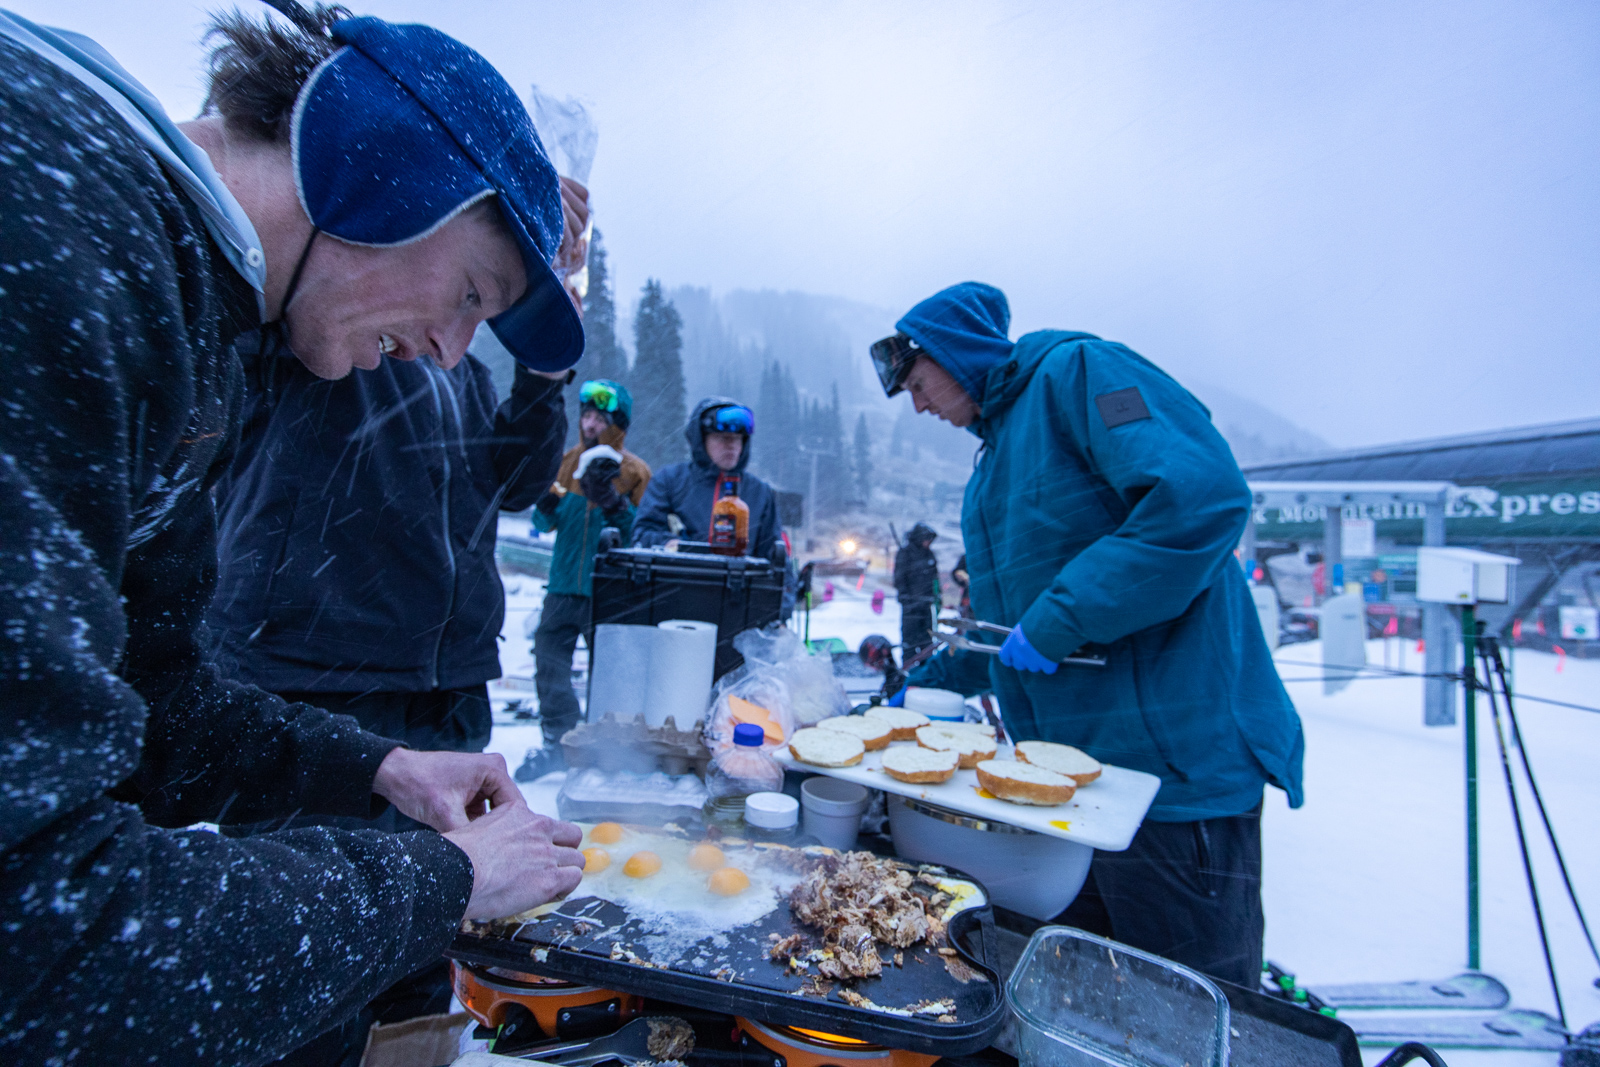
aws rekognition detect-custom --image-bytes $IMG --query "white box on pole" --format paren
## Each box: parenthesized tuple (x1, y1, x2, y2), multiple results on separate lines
(1416, 547, 1519, 605)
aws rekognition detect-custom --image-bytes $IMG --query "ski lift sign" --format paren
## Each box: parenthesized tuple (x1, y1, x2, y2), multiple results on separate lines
(1560, 606, 1597, 642)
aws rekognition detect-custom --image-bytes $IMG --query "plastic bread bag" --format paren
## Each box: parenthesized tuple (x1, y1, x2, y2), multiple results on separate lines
(528, 86, 597, 296)
(704, 665, 793, 758)
(733, 624, 851, 727)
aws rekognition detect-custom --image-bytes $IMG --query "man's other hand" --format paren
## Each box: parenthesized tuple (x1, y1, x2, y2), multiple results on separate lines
(373, 748, 524, 832)
(444, 803, 586, 920)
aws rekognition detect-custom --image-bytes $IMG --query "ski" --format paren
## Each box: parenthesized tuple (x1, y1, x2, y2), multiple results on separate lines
(1349, 1009, 1568, 1051)
(1308, 972, 1510, 1011)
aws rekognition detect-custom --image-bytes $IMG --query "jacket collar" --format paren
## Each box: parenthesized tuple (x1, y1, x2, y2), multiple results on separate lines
(973, 330, 1101, 439)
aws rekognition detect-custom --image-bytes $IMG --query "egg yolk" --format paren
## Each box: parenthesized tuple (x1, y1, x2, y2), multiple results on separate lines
(707, 866, 751, 896)
(589, 822, 624, 845)
(623, 851, 662, 878)
(582, 848, 611, 874)
(687, 843, 726, 871)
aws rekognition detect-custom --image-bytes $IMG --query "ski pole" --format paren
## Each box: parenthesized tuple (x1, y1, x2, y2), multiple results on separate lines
(1484, 634, 1600, 983)
(1477, 631, 1566, 1029)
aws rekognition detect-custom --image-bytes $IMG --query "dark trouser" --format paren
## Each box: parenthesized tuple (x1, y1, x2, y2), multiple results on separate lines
(533, 592, 591, 744)
(1055, 803, 1264, 989)
(225, 685, 491, 1067)
(900, 597, 936, 658)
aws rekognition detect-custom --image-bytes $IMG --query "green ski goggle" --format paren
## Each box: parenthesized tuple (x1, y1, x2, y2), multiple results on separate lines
(579, 379, 621, 413)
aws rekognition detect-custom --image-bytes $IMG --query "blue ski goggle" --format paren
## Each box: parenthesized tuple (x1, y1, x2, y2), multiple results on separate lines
(701, 405, 755, 436)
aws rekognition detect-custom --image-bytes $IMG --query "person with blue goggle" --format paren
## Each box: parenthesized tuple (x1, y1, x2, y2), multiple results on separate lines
(631, 398, 790, 613)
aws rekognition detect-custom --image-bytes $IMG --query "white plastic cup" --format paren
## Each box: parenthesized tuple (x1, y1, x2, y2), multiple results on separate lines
(800, 777, 870, 851)
(744, 791, 799, 830)
(903, 687, 967, 722)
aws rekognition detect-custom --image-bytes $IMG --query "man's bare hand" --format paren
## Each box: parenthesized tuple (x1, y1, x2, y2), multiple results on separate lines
(372, 748, 523, 832)
(444, 804, 586, 920)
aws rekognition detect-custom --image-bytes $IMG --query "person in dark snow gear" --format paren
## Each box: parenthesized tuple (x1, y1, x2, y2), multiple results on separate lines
(208, 313, 576, 1064)
(0, 8, 590, 1065)
(630, 398, 785, 556)
(893, 521, 941, 658)
(873, 282, 1304, 988)
(520, 379, 650, 781)
(952, 552, 974, 618)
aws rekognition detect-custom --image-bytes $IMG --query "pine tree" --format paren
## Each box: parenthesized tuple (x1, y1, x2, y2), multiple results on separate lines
(565, 229, 629, 446)
(853, 412, 872, 505)
(628, 280, 689, 468)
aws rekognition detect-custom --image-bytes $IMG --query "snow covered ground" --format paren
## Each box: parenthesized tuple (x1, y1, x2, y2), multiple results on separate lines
(1265, 640, 1600, 1065)
(486, 564, 1599, 1062)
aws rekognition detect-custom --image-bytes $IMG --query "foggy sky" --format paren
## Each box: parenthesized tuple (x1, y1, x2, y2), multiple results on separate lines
(12, 0, 1597, 448)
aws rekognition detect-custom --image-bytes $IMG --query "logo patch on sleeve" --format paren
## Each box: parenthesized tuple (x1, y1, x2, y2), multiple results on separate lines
(1095, 386, 1151, 429)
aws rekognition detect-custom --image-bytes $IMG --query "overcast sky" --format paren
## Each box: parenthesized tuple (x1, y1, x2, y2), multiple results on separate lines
(15, 0, 1598, 448)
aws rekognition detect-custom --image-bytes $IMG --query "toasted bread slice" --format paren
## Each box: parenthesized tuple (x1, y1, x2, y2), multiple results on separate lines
(816, 715, 893, 751)
(881, 746, 959, 784)
(915, 725, 998, 769)
(862, 705, 930, 741)
(975, 759, 1076, 806)
(788, 727, 866, 768)
(1014, 741, 1102, 785)
(926, 720, 996, 738)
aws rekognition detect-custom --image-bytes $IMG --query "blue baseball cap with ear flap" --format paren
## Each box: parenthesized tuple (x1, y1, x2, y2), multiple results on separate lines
(290, 16, 583, 371)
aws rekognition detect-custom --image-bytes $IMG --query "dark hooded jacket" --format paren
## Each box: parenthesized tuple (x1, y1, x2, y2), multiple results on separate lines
(630, 396, 783, 560)
(207, 331, 566, 693)
(0, 25, 471, 1066)
(902, 283, 1304, 821)
(894, 524, 940, 605)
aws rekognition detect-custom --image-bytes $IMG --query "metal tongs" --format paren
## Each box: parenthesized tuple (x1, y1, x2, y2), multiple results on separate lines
(935, 617, 1108, 667)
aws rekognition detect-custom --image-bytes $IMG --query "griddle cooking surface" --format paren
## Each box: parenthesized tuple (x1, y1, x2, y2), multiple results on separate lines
(449, 855, 1005, 1055)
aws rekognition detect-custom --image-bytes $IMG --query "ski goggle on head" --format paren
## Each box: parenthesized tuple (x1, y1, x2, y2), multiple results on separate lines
(701, 405, 755, 436)
(870, 333, 922, 398)
(579, 380, 621, 413)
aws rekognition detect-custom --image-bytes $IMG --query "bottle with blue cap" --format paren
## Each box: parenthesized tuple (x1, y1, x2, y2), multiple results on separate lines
(703, 723, 784, 830)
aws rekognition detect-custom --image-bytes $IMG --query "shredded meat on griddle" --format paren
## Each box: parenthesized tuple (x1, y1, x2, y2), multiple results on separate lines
(788, 852, 946, 980)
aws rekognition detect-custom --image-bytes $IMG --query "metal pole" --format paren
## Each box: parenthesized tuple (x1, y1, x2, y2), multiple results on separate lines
(1423, 503, 1454, 725)
(1462, 604, 1480, 970)
(1322, 502, 1343, 601)
(806, 452, 818, 550)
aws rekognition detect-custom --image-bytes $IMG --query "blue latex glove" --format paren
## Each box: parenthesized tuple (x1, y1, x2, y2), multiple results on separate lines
(885, 687, 907, 707)
(999, 625, 1059, 674)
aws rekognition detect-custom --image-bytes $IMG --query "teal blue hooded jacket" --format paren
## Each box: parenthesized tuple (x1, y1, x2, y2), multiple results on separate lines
(903, 284, 1303, 821)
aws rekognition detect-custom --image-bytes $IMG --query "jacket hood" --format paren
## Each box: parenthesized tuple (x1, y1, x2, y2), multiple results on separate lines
(684, 395, 752, 474)
(896, 282, 1014, 410)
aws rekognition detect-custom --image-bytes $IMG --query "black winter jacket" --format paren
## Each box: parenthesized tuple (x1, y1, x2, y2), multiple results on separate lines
(0, 38, 472, 1066)
(208, 336, 566, 693)
(894, 541, 940, 606)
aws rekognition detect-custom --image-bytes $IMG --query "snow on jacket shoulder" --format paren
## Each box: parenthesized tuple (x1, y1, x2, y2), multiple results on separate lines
(533, 480, 638, 597)
(926, 328, 1304, 821)
(208, 337, 566, 693)
(0, 39, 471, 1066)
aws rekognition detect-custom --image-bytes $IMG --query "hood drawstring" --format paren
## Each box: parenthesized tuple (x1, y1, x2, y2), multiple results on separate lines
(256, 226, 320, 403)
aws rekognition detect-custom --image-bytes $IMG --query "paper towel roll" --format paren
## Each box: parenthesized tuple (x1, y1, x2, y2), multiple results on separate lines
(648, 620, 717, 728)
(585, 620, 717, 727)
(586, 624, 653, 723)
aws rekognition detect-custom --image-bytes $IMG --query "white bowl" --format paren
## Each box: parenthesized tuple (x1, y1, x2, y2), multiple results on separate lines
(887, 794, 1093, 921)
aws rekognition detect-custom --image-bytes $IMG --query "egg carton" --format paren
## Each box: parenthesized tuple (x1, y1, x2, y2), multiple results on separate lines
(560, 712, 711, 777)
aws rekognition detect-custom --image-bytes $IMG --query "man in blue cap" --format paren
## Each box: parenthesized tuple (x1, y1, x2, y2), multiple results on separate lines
(875, 282, 1304, 988)
(0, 5, 591, 1061)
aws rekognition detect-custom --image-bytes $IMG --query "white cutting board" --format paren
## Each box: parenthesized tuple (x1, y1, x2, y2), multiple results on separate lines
(774, 740, 1162, 852)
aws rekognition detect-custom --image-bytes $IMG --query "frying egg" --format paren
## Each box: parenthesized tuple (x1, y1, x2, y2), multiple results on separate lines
(623, 851, 662, 878)
(582, 848, 611, 873)
(707, 866, 751, 896)
(686, 843, 726, 871)
(590, 822, 624, 845)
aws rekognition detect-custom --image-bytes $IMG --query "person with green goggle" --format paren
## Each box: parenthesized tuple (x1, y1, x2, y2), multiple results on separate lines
(519, 379, 653, 781)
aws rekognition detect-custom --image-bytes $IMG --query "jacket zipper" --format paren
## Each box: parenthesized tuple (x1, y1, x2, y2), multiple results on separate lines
(423, 363, 460, 691)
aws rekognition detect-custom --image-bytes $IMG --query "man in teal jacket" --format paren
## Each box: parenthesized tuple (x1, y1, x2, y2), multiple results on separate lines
(878, 282, 1303, 987)
(523, 381, 642, 780)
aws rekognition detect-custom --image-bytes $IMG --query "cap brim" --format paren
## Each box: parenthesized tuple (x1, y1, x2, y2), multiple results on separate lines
(489, 253, 584, 372)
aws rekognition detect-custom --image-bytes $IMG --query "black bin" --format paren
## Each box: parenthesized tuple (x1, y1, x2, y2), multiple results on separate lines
(589, 546, 784, 679)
